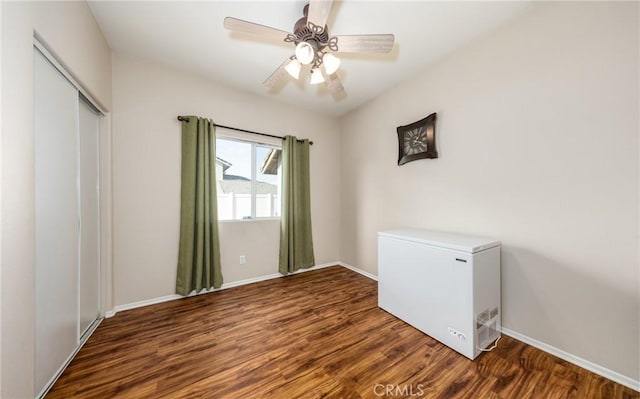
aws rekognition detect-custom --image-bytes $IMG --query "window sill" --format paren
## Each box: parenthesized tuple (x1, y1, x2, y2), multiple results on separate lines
(219, 217, 280, 224)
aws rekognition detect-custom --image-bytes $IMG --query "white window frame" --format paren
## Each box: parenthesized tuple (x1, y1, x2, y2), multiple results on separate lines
(216, 135, 281, 222)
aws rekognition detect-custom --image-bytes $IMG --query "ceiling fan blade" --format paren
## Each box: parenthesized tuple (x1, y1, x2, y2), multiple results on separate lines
(325, 72, 344, 94)
(224, 17, 290, 42)
(321, 65, 343, 94)
(263, 58, 291, 90)
(334, 34, 395, 53)
(307, 0, 334, 29)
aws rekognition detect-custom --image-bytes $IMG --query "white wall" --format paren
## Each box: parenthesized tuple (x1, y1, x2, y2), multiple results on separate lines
(339, 1, 639, 382)
(111, 53, 341, 307)
(1, 2, 112, 397)
(0, 1, 3, 394)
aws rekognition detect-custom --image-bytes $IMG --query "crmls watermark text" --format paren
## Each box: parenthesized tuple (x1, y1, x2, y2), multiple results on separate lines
(373, 383, 425, 397)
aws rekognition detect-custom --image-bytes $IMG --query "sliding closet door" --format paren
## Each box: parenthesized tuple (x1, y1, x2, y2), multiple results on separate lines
(34, 48, 80, 393)
(79, 98, 100, 338)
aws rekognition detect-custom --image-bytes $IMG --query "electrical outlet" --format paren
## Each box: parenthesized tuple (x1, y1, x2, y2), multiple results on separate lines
(239, 255, 246, 264)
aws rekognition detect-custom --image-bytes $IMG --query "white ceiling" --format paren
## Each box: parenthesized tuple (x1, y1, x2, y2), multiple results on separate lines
(88, 1, 533, 117)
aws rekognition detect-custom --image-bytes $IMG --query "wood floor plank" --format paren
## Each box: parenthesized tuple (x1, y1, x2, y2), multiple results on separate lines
(47, 266, 638, 399)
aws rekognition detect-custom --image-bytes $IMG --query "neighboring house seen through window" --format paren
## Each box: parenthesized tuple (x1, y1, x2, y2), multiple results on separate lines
(216, 137, 281, 220)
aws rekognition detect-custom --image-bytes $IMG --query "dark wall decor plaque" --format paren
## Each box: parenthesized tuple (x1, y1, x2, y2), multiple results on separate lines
(397, 112, 438, 165)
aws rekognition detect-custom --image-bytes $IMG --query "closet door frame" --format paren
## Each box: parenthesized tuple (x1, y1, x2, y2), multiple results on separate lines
(78, 95, 101, 340)
(33, 36, 112, 398)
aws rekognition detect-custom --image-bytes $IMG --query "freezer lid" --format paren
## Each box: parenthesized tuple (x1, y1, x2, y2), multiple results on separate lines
(378, 228, 500, 253)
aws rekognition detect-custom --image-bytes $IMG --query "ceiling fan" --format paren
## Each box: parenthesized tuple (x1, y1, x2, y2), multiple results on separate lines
(223, 0, 395, 95)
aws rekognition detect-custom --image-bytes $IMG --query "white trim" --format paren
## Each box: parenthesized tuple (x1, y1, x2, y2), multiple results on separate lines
(33, 35, 108, 114)
(109, 262, 341, 315)
(0, 0, 3, 391)
(98, 115, 113, 316)
(37, 318, 103, 399)
(502, 327, 639, 391)
(337, 261, 378, 281)
(218, 217, 280, 224)
(220, 273, 281, 289)
(289, 261, 337, 274)
(112, 294, 181, 314)
(216, 128, 282, 147)
(250, 142, 257, 218)
(75, 92, 82, 344)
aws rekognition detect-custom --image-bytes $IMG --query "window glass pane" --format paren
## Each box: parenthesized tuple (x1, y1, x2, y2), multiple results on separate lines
(215, 137, 281, 221)
(216, 139, 252, 220)
(256, 145, 281, 218)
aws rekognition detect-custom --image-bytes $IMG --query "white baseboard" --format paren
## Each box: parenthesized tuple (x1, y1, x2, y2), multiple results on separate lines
(219, 273, 281, 289)
(112, 293, 181, 314)
(338, 261, 378, 281)
(292, 261, 337, 273)
(502, 327, 639, 391)
(216, 261, 337, 289)
(108, 262, 342, 316)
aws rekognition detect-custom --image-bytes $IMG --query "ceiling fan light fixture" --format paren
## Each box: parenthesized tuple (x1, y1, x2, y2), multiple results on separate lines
(284, 58, 301, 79)
(224, 2, 395, 94)
(310, 68, 325, 85)
(295, 42, 315, 65)
(322, 53, 340, 75)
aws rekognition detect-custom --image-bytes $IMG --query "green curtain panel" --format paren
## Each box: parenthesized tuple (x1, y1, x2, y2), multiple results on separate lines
(279, 135, 315, 274)
(176, 116, 223, 295)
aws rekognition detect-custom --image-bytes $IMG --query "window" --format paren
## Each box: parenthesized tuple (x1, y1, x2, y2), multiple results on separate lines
(216, 137, 281, 220)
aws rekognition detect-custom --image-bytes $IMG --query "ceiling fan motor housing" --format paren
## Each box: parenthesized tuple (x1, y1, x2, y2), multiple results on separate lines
(294, 25, 328, 48)
(287, 4, 332, 67)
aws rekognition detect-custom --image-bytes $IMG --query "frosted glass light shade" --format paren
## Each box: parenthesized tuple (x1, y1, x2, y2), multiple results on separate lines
(284, 59, 301, 79)
(322, 53, 340, 75)
(310, 68, 325, 85)
(295, 42, 315, 65)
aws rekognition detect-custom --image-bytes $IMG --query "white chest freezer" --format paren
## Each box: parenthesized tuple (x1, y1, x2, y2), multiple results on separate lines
(378, 228, 501, 359)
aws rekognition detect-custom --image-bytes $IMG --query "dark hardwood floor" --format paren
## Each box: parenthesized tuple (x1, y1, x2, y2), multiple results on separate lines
(48, 266, 638, 398)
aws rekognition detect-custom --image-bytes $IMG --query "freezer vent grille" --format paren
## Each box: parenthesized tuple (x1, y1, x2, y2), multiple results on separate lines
(476, 307, 500, 348)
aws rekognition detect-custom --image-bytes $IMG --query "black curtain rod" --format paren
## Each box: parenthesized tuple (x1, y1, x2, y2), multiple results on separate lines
(177, 116, 313, 145)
